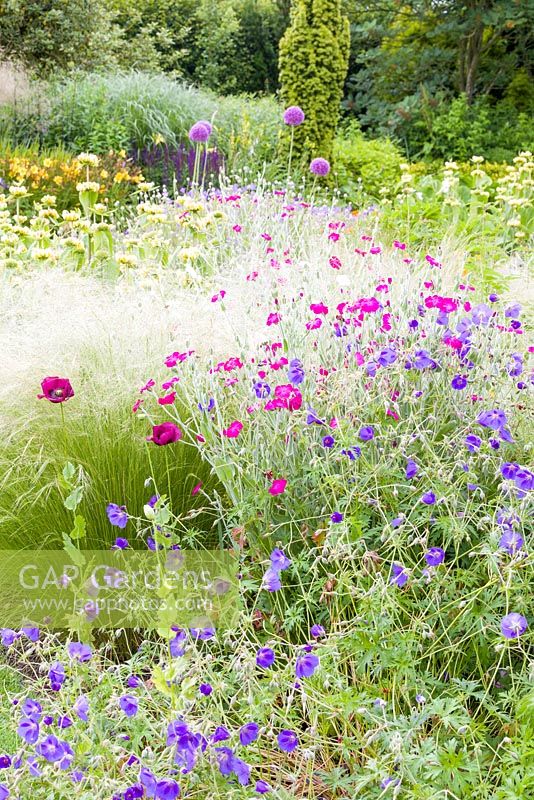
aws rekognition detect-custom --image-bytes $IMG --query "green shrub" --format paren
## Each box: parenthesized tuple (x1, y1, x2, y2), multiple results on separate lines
(333, 123, 402, 199)
(279, 0, 350, 164)
(1, 72, 282, 176)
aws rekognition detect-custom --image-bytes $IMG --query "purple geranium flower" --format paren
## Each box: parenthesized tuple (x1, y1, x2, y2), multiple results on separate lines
(17, 718, 39, 744)
(270, 548, 291, 572)
(155, 779, 180, 800)
(106, 503, 128, 529)
(67, 641, 93, 662)
(310, 624, 325, 638)
(465, 434, 482, 452)
(287, 358, 305, 385)
(421, 491, 436, 505)
(499, 529, 523, 554)
(451, 375, 467, 390)
(49, 662, 65, 691)
(331, 512, 343, 523)
(256, 647, 275, 668)
(425, 547, 445, 566)
(35, 735, 65, 763)
(277, 729, 299, 752)
(295, 653, 319, 679)
(390, 563, 408, 588)
(477, 409, 507, 430)
(500, 612, 528, 639)
(239, 722, 259, 746)
(359, 426, 375, 441)
(262, 568, 281, 592)
(119, 695, 139, 717)
(405, 459, 418, 479)
(73, 695, 89, 722)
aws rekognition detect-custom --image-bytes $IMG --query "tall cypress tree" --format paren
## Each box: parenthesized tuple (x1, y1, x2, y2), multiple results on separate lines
(278, 0, 350, 164)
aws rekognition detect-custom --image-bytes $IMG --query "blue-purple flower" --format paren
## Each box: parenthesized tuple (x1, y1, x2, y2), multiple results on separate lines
(106, 503, 128, 529)
(119, 695, 139, 717)
(277, 729, 299, 752)
(500, 612, 528, 639)
(295, 653, 319, 679)
(425, 547, 445, 566)
(256, 647, 275, 668)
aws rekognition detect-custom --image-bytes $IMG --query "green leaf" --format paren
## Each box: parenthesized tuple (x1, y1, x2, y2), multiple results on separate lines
(64, 486, 84, 511)
(70, 514, 86, 540)
(62, 533, 86, 567)
(62, 462, 76, 482)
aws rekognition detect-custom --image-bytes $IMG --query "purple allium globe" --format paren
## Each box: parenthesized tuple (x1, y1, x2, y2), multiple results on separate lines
(501, 612, 528, 639)
(188, 122, 211, 144)
(283, 106, 305, 126)
(309, 158, 331, 176)
(197, 119, 213, 135)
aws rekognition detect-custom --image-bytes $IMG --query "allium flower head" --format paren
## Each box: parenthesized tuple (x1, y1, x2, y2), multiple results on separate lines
(309, 158, 330, 176)
(188, 122, 211, 143)
(283, 106, 305, 126)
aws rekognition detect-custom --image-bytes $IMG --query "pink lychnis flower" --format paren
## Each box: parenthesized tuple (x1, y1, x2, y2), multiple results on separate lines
(222, 421, 243, 438)
(269, 478, 287, 496)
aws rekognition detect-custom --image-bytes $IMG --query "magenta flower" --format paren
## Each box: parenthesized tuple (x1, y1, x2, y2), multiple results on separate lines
(268, 478, 287, 496)
(38, 376, 74, 403)
(149, 422, 182, 445)
(310, 158, 330, 176)
(283, 106, 305, 126)
(222, 420, 243, 438)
